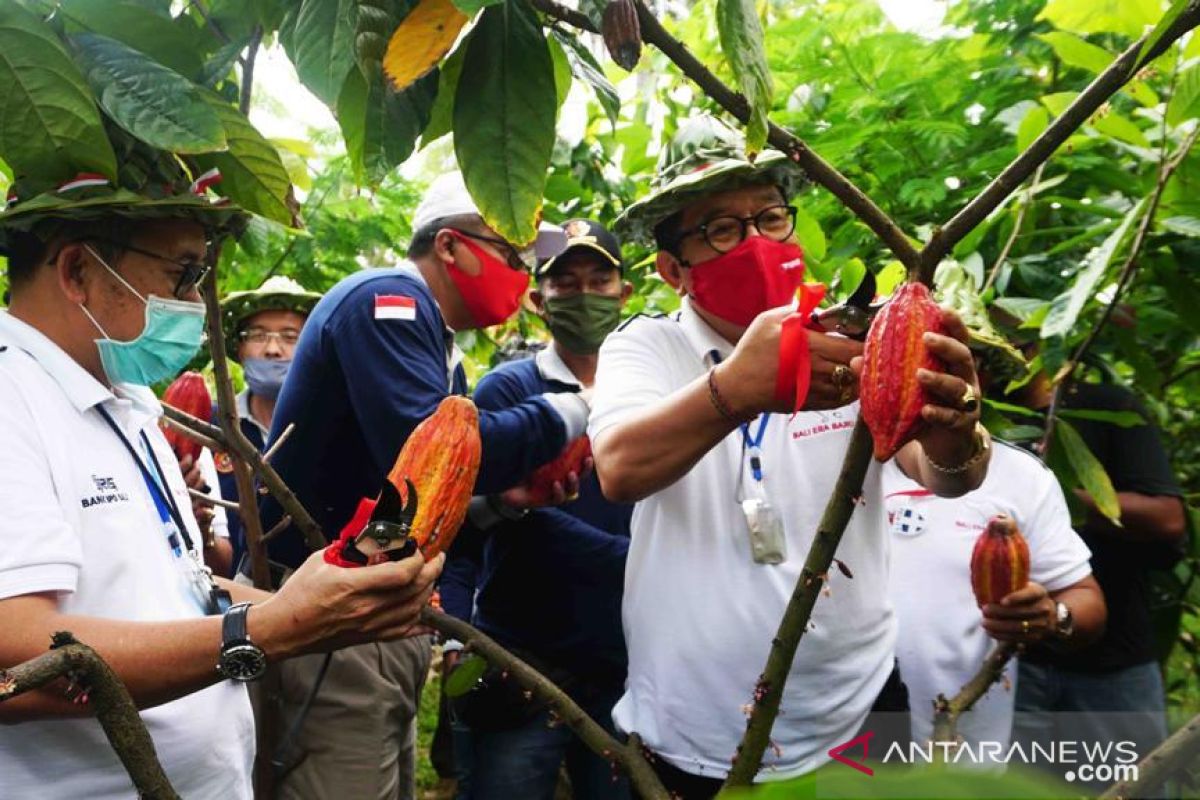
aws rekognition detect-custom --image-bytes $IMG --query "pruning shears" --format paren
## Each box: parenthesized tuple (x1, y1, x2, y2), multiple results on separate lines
(334, 478, 419, 566)
(808, 270, 886, 340)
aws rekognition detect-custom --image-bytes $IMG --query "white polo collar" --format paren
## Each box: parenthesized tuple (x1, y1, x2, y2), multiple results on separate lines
(677, 297, 734, 366)
(236, 389, 271, 438)
(0, 309, 113, 413)
(534, 345, 582, 389)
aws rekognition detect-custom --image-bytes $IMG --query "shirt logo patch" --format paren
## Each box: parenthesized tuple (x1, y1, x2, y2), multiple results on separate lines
(375, 294, 417, 321)
(214, 451, 234, 474)
(82, 475, 129, 508)
(889, 506, 926, 537)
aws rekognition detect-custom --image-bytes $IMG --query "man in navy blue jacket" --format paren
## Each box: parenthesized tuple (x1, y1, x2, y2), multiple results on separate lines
(257, 173, 580, 800)
(442, 220, 634, 800)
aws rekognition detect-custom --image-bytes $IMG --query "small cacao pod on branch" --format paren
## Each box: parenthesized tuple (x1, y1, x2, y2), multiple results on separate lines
(859, 282, 946, 461)
(523, 435, 592, 506)
(970, 514, 1030, 607)
(387, 396, 482, 558)
(602, 0, 642, 71)
(160, 371, 212, 463)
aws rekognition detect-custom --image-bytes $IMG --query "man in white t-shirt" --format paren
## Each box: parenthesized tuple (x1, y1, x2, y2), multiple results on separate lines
(884, 439, 1105, 754)
(589, 116, 993, 797)
(0, 144, 440, 799)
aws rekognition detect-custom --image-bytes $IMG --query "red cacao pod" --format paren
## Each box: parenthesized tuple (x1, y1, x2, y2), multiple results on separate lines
(386, 396, 482, 558)
(160, 371, 212, 463)
(859, 282, 946, 461)
(523, 435, 591, 506)
(970, 514, 1031, 607)
(602, 0, 642, 71)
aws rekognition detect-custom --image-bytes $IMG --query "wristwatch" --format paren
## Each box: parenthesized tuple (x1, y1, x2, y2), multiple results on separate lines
(1053, 601, 1075, 640)
(217, 602, 267, 682)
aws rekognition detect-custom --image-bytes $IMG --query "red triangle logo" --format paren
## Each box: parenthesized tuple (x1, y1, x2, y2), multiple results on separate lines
(827, 731, 874, 776)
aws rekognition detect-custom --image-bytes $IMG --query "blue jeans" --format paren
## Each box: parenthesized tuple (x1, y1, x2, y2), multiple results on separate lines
(452, 682, 629, 800)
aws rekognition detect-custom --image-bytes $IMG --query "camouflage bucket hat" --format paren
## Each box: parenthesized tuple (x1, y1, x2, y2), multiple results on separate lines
(221, 275, 321, 362)
(615, 115, 809, 246)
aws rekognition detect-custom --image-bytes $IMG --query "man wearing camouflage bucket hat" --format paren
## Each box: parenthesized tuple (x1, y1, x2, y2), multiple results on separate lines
(0, 125, 438, 798)
(589, 115, 991, 796)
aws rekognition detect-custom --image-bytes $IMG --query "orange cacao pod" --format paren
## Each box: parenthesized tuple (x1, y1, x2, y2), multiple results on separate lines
(602, 0, 642, 71)
(859, 282, 946, 461)
(160, 371, 212, 462)
(970, 514, 1030, 607)
(523, 435, 591, 506)
(386, 396, 481, 558)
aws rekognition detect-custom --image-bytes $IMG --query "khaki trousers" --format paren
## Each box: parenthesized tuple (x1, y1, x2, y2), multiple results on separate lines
(275, 636, 432, 800)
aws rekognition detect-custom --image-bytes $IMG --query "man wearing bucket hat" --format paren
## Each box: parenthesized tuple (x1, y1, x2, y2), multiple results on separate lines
(588, 115, 991, 795)
(213, 276, 321, 571)
(0, 128, 439, 799)
(258, 171, 583, 799)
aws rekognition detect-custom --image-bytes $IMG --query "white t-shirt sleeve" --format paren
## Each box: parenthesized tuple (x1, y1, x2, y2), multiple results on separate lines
(197, 448, 230, 540)
(0, 372, 81, 598)
(1023, 457, 1092, 592)
(588, 319, 679, 441)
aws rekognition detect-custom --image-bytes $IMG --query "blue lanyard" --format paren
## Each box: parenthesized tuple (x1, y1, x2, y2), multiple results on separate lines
(740, 415, 770, 482)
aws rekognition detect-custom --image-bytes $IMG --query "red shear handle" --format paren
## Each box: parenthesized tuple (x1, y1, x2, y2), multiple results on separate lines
(774, 283, 828, 412)
(324, 497, 379, 567)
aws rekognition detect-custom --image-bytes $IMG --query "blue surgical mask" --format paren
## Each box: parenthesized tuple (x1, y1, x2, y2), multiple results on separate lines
(79, 245, 206, 387)
(242, 357, 292, 399)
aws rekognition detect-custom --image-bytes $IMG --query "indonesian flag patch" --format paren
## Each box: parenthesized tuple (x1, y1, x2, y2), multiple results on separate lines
(374, 294, 417, 321)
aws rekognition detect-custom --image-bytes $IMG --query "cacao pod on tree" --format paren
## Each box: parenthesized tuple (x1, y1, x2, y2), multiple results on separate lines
(386, 395, 482, 558)
(970, 514, 1031, 607)
(859, 282, 946, 461)
(523, 435, 592, 506)
(602, 0, 642, 71)
(160, 371, 212, 463)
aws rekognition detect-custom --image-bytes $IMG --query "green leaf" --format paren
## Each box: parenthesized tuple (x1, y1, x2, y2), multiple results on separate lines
(1058, 408, 1145, 427)
(838, 257, 866, 297)
(193, 96, 296, 227)
(1041, 197, 1145, 339)
(1038, 0, 1160, 39)
(1037, 32, 1113, 74)
(70, 32, 225, 153)
(1167, 63, 1200, 127)
(716, 0, 773, 154)
(451, 0, 504, 12)
(551, 29, 620, 128)
(548, 31, 571, 111)
(793, 205, 826, 261)
(1055, 418, 1122, 524)
(58, 0, 206, 80)
(338, 65, 438, 184)
(355, 0, 405, 80)
(1040, 92, 1079, 117)
(1161, 215, 1200, 237)
(1016, 105, 1049, 153)
(418, 36, 467, 149)
(1091, 110, 1150, 147)
(443, 653, 487, 697)
(876, 261, 906, 295)
(286, 0, 358, 107)
(1140, 0, 1192, 65)
(453, 1, 557, 244)
(0, 3, 116, 181)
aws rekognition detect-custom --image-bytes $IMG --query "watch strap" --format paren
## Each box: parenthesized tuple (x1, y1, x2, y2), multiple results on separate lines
(223, 601, 251, 645)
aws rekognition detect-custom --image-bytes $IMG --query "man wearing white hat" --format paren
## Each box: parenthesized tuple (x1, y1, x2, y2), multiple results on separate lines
(258, 172, 578, 800)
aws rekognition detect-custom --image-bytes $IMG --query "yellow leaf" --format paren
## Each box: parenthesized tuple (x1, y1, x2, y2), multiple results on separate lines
(382, 0, 469, 92)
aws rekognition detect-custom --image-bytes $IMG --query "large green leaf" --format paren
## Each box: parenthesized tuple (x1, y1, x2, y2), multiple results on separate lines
(355, 0, 409, 80)
(1037, 31, 1112, 74)
(338, 66, 438, 184)
(1016, 105, 1048, 153)
(418, 36, 468, 149)
(793, 205, 826, 261)
(1055, 418, 1122, 524)
(286, 0, 359, 107)
(193, 96, 296, 227)
(1038, 0, 1160, 39)
(1140, 0, 1193, 65)
(1041, 197, 1145, 339)
(0, 3, 116, 181)
(443, 653, 487, 697)
(57, 0, 206, 80)
(1091, 110, 1150, 148)
(551, 29, 620, 128)
(453, 1, 557, 244)
(70, 33, 225, 154)
(1167, 63, 1200, 127)
(716, 0, 773, 154)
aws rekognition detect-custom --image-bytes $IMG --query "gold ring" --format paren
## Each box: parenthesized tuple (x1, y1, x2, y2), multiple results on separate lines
(1021, 619, 1030, 634)
(960, 384, 979, 413)
(832, 364, 854, 388)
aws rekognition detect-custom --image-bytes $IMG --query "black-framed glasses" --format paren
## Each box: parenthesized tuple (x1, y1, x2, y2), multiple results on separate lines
(674, 204, 798, 254)
(87, 237, 215, 299)
(452, 229, 536, 271)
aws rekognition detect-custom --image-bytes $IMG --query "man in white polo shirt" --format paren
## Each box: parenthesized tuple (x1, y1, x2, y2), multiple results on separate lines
(0, 130, 440, 799)
(589, 116, 992, 797)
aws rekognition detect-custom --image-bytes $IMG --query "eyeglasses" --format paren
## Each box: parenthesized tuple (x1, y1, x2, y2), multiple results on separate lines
(239, 329, 301, 347)
(87, 237, 215, 299)
(452, 229, 536, 271)
(674, 205, 798, 255)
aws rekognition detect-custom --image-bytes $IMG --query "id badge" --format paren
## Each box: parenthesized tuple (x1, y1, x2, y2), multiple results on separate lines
(183, 552, 227, 615)
(741, 496, 787, 564)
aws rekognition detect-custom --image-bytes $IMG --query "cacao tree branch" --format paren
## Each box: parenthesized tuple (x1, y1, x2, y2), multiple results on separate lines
(0, 633, 179, 799)
(724, 419, 874, 787)
(238, 25, 263, 117)
(920, 1, 1200, 281)
(1100, 711, 1200, 799)
(160, 414, 225, 453)
(529, 0, 923, 271)
(421, 608, 669, 800)
(930, 641, 1017, 745)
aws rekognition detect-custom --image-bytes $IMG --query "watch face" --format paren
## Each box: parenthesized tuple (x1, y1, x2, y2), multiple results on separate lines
(221, 643, 267, 682)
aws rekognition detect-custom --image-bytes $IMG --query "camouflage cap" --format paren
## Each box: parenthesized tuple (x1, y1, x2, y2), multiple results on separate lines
(221, 275, 322, 362)
(615, 115, 808, 246)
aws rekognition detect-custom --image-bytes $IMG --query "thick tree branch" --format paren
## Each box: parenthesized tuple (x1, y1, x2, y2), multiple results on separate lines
(421, 608, 669, 800)
(238, 26, 263, 117)
(724, 419, 874, 786)
(1100, 712, 1200, 799)
(0, 633, 179, 799)
(930, 641, 1017, 745)
(921, 1, 1200, 281)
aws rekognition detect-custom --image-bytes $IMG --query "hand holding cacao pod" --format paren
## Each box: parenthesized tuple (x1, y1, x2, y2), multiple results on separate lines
(970, 514, 1031, 608)
(160, 371, 212, 463)
(521, 435, 592, 507)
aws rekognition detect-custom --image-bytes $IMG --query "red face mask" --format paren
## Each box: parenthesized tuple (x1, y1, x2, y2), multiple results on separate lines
(446, 231, 530, 328)
(688, 236, 806, 327)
